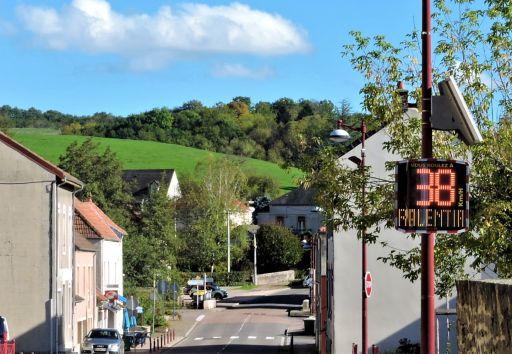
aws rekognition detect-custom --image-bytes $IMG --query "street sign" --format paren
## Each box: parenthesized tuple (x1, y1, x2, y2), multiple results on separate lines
(364, 272, 372, 298)
(171, 283, 179, 293)
(157, 280, 170, 294)
(395, 159, 469, 233)
(195, 290, 206, 296)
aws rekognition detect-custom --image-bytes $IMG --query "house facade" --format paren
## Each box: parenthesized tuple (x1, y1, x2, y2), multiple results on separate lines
(256, 188, 323, 238)
(74, 199, 127, 334)
(74, 234, 96, 350)
(0, 132, 82, 353)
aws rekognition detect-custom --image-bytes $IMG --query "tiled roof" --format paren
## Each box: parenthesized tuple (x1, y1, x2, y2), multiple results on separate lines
(122, 169, 175, 197)
(0, 131, 83, 188)
(74, 199, 127, 242)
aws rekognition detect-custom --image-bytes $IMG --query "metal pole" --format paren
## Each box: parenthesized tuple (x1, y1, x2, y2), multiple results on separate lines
(361, 120, 368, 354)
(227, 210, 231, 273)
(152, 276, 157, 334)
(421, 0, 435, 353)
(253, 233, 258, 285)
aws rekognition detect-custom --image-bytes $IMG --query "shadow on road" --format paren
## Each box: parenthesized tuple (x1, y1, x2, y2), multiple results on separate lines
(221, 293, 309, 305)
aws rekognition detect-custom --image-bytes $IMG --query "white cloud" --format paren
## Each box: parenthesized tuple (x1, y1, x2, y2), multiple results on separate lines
(212, 63, 274, 79)
(16, 0, 310, 70)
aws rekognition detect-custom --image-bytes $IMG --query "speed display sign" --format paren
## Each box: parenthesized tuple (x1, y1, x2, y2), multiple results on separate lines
(395, 159, 469, 233)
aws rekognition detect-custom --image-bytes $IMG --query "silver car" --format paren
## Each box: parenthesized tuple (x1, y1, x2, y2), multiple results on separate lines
(81, 329, 124, 354)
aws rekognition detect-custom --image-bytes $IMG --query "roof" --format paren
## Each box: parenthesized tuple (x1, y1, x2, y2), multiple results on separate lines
(0, 131, 83, 188)
(74, 198, 127, 242)
(122, 169, 175, 196)
(270, 187, 316, 206)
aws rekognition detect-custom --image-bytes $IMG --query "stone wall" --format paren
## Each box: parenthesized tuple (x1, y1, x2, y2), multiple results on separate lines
(456, 279, 512, 353)
(256, 270, 295, 285)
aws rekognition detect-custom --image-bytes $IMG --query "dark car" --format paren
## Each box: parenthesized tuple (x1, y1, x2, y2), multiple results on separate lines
(81, 328, 124, 354)
(0, 316, 9, 342)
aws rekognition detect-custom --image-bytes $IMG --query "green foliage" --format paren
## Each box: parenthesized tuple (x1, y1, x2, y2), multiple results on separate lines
(124, 181, 181, 286)
(1, 96, 361, 169)
(256, 224, 303, 273)
(304, 0, 512, 298)
(176, 158, 250, 273)
(58, 138, 132, 225)
(245, 175, 280, 199)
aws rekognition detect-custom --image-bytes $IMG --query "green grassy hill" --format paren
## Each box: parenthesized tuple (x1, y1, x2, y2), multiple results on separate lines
(11, 129, 301, 192)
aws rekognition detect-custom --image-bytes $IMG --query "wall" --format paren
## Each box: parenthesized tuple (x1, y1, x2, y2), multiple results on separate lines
(74, 250, 96, 350)
(457, 279, 512, 353)
(256, 270, 295, 285)
(99, 239, 124, 332)
(0, 142, 53, 352)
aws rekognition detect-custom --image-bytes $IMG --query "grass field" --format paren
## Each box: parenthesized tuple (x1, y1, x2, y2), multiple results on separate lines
(11, 129, 301, 191)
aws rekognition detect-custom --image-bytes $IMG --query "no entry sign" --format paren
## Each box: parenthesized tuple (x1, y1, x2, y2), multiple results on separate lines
(364, 272, 373, 298)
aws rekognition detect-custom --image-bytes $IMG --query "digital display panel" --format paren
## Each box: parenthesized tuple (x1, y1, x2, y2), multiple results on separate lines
(395, 159, 469, 233)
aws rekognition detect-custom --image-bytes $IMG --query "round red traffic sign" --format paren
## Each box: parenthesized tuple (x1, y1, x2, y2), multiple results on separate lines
(365, 272, 373, 298)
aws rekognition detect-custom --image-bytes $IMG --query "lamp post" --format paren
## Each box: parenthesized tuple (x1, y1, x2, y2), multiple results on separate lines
(330, 118, 368, 353)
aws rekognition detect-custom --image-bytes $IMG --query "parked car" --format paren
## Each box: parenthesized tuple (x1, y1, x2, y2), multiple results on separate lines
(81, 329, 124, 354)
(0, 316, 9, 342)
(185, 281, 228, 300)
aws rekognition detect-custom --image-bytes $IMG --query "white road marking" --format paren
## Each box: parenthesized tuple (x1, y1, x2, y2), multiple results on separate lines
(248, 336, 257, 339)
(280, 336, 286, 346)
(213, 336, 222, 339)
(218, 315, 251, 353)
(194, 337, 203, 341)
(266, 336, 274, 340)
(196, 314, 205, 322)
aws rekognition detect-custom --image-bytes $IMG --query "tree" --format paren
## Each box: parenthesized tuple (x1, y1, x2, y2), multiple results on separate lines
(245, 175, 280, 200)
(176, 158, 249, 272)
(256, 224, 303, 273)
(124, 181, 180, 286)
(303, 0, 512, 297)
(58, 138, 132, 225)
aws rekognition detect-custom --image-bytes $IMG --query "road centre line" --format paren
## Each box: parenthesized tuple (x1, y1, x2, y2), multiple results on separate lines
(248, 336, 257, 339)
(217, 314, 251, 353)
(266, 336, 274, 340)
(196, 314, 205, 322)
(194, 337, 203, 341)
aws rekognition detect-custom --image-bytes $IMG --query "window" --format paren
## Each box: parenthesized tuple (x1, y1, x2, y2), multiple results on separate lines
(297, 216, 306, 232)
(275, 216, 284, 226)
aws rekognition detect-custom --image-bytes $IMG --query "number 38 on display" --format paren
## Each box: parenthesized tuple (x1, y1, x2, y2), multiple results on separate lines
(395, 159, 469, 233)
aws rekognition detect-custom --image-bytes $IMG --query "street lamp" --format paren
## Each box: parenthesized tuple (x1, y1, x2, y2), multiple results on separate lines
(329, 119, 369, 354)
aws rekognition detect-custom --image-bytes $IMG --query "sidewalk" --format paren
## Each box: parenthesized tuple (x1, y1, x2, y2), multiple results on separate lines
(126, 308, 210, 352)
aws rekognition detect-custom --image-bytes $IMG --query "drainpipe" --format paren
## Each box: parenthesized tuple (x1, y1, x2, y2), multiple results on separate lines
(50, 181, 56, 354)
(55, 177, 67, 352)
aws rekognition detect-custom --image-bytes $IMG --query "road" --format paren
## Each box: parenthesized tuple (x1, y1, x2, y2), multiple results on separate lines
(165, 287, 313, 354)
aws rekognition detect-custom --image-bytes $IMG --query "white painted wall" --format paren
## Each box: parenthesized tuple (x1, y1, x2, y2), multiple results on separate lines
(166, 172, 181, 199)
(257, 205, 323, 234)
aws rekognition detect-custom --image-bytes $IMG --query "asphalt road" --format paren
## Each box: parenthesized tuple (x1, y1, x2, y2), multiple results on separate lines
(165, 287, 311, 354)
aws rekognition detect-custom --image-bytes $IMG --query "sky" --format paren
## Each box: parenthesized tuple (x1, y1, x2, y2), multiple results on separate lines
(0, 0, 423, 116)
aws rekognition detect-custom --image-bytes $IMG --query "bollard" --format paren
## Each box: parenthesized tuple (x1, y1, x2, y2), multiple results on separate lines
(149, 338, 152, 352)
(372, 344, 380, 354)
(173, 329, 176, 341)
(352, 343, 358, 354)
(290, 334, 294, 353)
(161, 334, 164, 346)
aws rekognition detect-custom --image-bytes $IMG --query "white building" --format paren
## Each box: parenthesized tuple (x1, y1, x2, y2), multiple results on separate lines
(74, 199, 127, 333)
(256, 188, 323, 237)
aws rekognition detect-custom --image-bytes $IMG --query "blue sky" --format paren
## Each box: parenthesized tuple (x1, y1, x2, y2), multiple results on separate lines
(0, 0, 422, 116)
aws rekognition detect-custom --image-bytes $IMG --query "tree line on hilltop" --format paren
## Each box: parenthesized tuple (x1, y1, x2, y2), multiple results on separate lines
(0, 97, 369, 168)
